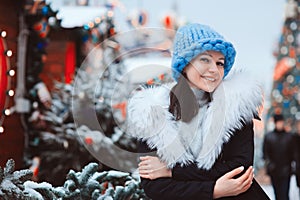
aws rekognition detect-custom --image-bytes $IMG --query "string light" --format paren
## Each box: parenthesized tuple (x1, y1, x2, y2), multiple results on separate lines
(7, 90, 14, 97)
(3, 109, 11, 116)
(7, 69, 15, 76)
(95, 17, 101, 24)
(1, 31, 6, 38)
(107, 11, 114, 18)
(0, 29, 14, 134)
(5, 49, 12, 57)
(88, 22, 95, 29)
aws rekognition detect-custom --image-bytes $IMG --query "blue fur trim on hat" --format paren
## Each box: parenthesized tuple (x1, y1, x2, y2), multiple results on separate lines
(171, 23, 236, 81)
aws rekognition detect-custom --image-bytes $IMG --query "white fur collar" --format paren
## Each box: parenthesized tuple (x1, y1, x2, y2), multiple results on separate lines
(127, 71, 263, 170)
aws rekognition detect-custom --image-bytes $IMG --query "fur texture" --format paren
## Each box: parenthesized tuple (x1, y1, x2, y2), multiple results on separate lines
(127, 71, 263, 170)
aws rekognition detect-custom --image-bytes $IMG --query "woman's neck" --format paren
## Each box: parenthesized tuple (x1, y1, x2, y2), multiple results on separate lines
(190, 87, 210, 106)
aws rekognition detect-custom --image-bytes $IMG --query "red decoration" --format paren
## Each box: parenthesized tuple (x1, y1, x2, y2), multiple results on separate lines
(109, 28, 115, 36)
(65, 42, 76, 84)
(147, 79, 154, 85)
(273, 57, 292, 81)
(85, 137, 93, 145)
(159, 73, 164, 80)
(101, 181, 109, 194)
(112, 101, 127, 119)
(0, 37, 8, 119)
(146, 73, 166, 85)
(33, 18, 50, 38)
(163, 15, 173, 29)
(289, 47, 296, 58)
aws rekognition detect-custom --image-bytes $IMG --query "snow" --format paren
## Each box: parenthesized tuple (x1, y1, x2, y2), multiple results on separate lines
(57, 6, 106, 28)
(124, 56, 171, 83)
(106, 170, 129, 178)
(46, 0, 107, 28)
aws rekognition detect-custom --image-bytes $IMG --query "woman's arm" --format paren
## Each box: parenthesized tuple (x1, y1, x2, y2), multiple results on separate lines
(140, 165, 253, 200)
(137, 141, 212, 199)
(137, 132, 254, 199)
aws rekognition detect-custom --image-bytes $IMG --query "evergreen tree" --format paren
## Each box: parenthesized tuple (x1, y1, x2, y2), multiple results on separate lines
(268, 0, 300, 131)
(0, 159, 149, 199)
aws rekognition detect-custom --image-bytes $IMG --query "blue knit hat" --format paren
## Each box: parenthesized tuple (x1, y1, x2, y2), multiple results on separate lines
(171, 23, 236, 81)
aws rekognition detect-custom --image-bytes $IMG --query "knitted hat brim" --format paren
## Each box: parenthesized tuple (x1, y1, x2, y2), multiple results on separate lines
(172, 38, 236, 81)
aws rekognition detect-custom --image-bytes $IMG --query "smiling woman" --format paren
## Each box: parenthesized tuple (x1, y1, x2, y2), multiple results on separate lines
(127, 23, 270, 199)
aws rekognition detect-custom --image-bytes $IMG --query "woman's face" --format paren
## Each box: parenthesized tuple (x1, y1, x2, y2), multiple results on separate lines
(184, 51, 225, 92)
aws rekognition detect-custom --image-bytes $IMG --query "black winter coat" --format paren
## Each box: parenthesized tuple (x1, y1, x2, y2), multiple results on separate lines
(293, 134, 300, 187)
(138, 122, 270, 200)
(263, 129, 294, 178)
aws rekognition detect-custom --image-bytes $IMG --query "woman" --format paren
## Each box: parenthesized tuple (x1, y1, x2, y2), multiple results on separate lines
(127, 23, 269, 199)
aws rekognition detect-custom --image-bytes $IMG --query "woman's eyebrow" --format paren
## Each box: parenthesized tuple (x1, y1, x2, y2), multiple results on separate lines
(201, 53, 225, 60)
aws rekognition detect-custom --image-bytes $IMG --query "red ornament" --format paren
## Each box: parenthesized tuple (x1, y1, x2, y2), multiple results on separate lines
(273, 57, 292, 81)
(289, 47, 296, 58)
(33, 18, 50, 38)
(147, 79, 154, 85)
(112, 101, 127, 119)
(159, 73, 164, 80)
(85, 137, 93, 145)
(65, 42, 76, 84)
(163, 15, 173, 29)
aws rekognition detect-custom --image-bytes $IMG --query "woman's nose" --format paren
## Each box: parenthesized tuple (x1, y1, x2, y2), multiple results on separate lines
(208, 63, 218, 73)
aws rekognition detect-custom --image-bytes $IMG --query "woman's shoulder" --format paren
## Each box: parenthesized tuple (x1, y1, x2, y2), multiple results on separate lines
(128, 82, 175, 107)
(126, 83, 176, 139)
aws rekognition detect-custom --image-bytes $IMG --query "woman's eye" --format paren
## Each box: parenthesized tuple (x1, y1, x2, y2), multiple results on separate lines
(200, 57, 210, 63)
(217, 62, 224, 67)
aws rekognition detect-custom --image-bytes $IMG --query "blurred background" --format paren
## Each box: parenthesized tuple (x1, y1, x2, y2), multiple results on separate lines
(0, 0, 299, 199)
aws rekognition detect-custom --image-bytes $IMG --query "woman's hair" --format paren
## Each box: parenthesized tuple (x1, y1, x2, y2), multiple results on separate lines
(169, 73, 211, 123)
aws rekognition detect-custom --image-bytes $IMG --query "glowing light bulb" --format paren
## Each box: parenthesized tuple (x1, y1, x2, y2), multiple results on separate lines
(1, 31, 7, 38)
(88, 22, 94, 28)
(95, 17, 101, 24)
(8, 69, 15, 76)
(7, 90, 14, 97)
(4, 109, 11, 116)
(6, 50, 12, 57)
(108, 11, 114, 17)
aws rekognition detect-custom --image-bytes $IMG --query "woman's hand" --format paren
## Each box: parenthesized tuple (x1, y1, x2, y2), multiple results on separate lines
(213, 166, 254, 199)
(138, 156, 172, 180)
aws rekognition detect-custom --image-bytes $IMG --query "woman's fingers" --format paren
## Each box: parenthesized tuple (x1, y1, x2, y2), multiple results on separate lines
(224, 166, 244, 179)
(139, 173, 151, 179)
(237, 166, 253, 183)
(236, 166, 254, 193)
(139, 168, 152, 174)
(138, 165, 149, 170)
(140, 156, 153, 160)
(241, 167, 254, 189)
(138, 160, 149, 167)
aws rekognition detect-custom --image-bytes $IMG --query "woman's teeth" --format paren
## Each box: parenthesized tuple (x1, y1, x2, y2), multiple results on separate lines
(204, 77, 215, 82)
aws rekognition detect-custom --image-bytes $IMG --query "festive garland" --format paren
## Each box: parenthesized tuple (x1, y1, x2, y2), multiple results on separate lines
(0, 30, 14, 134)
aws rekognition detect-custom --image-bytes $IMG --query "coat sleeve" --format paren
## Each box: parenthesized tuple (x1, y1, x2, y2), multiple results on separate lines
(138, 140, 215, 199)
(141, 177, 215, 200)
(171, 122, 254, 181)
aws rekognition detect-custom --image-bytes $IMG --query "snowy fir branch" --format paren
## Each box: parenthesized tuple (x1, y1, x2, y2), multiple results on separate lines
(0, 159, 149, 200)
